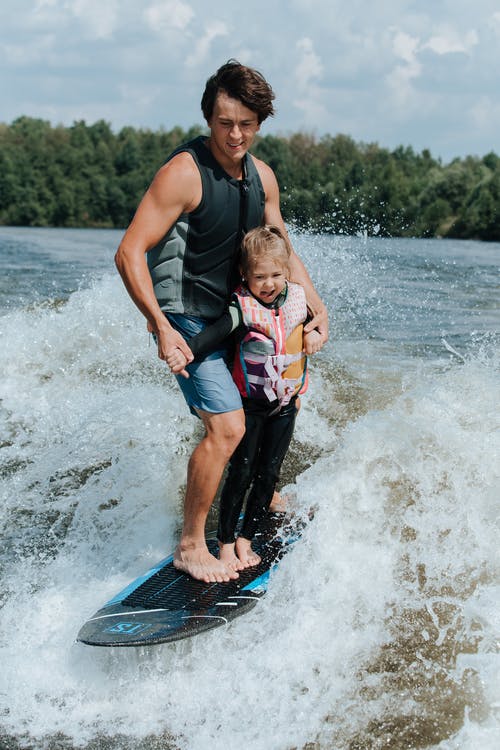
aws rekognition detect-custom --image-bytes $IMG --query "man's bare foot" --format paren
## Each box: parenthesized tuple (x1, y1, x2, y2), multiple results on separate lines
(173, 543, 238, 583)
(235, 536, 261, 568)
(268, 490, 287, 513)
(218, 542, 246, 572)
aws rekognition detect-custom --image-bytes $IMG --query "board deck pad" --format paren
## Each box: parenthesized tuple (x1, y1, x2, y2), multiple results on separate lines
(77, 512, 307, 647)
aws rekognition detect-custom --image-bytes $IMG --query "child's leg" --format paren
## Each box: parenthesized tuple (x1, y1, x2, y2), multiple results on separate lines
(217, 409, 265, 570)
(268, 399, 301, 513)
(234, 536, 262, 567)
(238, 399, 298, 554)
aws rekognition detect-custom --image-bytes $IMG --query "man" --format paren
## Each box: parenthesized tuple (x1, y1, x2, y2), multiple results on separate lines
(115, 60, 328, 584)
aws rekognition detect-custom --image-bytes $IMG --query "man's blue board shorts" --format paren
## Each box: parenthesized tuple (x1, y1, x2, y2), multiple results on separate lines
(166, 313, 242, 417)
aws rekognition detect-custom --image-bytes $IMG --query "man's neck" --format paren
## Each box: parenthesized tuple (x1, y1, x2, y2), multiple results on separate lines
(205, 137, 246, 180)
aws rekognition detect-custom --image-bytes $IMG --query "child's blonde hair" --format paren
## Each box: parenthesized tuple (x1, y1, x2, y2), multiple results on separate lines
(239, 225, 291, 277)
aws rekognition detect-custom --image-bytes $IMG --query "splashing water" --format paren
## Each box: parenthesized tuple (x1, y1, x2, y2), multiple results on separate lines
(0, 228, 498, 749)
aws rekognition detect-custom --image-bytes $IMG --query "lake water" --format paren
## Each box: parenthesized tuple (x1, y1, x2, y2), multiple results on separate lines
(0, 226, 499, 750)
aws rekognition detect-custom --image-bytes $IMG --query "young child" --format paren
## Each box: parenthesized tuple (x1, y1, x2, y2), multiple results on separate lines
(167, 225, 321, 573)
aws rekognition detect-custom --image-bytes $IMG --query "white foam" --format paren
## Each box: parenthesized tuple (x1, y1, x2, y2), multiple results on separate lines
(1, 269, 499, 749)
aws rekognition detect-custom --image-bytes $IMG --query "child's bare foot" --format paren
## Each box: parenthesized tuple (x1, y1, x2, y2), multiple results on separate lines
(268, 491, 287, 513)
(235, 537, 261, 568)
(174, 544, 238, 583)
(218, 541, 246, 572)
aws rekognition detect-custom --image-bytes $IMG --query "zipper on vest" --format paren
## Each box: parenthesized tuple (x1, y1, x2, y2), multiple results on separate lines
(226, 163, 249, 299)
(273, 306, 285, 354)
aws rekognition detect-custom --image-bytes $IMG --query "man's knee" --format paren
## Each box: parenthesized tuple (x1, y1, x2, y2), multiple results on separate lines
(202, 410, 245, 459)
(220, 413, 246, 456)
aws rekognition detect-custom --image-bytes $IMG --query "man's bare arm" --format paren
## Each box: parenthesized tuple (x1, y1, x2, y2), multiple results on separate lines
(114, 153, 201, 372)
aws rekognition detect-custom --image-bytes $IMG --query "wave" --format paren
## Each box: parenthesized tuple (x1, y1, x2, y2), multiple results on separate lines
(0, 273, 498, 749)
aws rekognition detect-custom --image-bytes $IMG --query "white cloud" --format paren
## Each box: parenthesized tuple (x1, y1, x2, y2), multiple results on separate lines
(31, 0, 120, 40)
(294, 37, 323, 90)
(185, 20, 229, 68)
(291, 37, 328, 125)
(423, 28, 479, 55)
(392, 30, 420, 64)
(385, 21, 482, 116)
(386, 30, 422, 107)
(3, 0, 500, 159)
(486, 10, 500, 41)
(1, 29, 87, 69)
(118, 82, 163, 115)
(469, 95, 500, 132)
(144, 0, 194, 34)
(65, 0, 120, 40)
(2, 34, 55, 66)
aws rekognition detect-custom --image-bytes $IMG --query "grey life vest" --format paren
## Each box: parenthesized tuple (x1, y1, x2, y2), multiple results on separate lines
(147, 136, 265, 321)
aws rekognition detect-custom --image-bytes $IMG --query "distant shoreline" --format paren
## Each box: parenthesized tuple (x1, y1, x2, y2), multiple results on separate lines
(1, 117, 499, 241)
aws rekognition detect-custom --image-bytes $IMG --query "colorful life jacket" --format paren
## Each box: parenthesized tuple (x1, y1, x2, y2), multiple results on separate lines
(232, 282, 308, 406)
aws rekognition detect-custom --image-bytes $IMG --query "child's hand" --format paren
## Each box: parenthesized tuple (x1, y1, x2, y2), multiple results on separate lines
(166, 347, 190, 376)
(303, 328, 323, 355)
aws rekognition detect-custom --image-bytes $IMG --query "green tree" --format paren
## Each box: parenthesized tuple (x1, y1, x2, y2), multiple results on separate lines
(0, 117, 498, 238)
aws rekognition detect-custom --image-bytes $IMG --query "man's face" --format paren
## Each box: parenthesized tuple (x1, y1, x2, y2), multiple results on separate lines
(207, 91, 260, 169)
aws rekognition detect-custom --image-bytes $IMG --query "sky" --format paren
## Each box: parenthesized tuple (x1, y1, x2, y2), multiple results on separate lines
(2, 0, 500, 162)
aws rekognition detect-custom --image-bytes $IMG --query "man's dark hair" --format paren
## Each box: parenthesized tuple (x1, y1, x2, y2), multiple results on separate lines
(201, 60, 276, 124)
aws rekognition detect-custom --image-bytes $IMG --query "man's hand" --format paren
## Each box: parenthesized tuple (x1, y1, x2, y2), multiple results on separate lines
(155, 326, 193, 379)
(166, 347, 190, 377)
(303, 328, 323, 355)
(303, 307, 329, 349)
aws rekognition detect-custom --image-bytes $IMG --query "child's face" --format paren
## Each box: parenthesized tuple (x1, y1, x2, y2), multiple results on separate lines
(245, 257, 287, 304)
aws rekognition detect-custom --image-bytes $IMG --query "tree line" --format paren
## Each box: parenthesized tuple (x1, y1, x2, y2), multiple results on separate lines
(1, 116, 499, 240)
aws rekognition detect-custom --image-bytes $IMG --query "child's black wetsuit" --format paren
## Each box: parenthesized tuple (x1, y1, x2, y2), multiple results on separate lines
(187, 284, 304, 544)
(217, 395, 297, 543)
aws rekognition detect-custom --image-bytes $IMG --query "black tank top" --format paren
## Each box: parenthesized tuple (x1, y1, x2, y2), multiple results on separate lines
(147, 136, 265, 320)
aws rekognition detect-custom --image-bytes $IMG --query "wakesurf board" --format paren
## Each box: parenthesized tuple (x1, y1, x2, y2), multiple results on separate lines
(77, 511, 307, 647)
